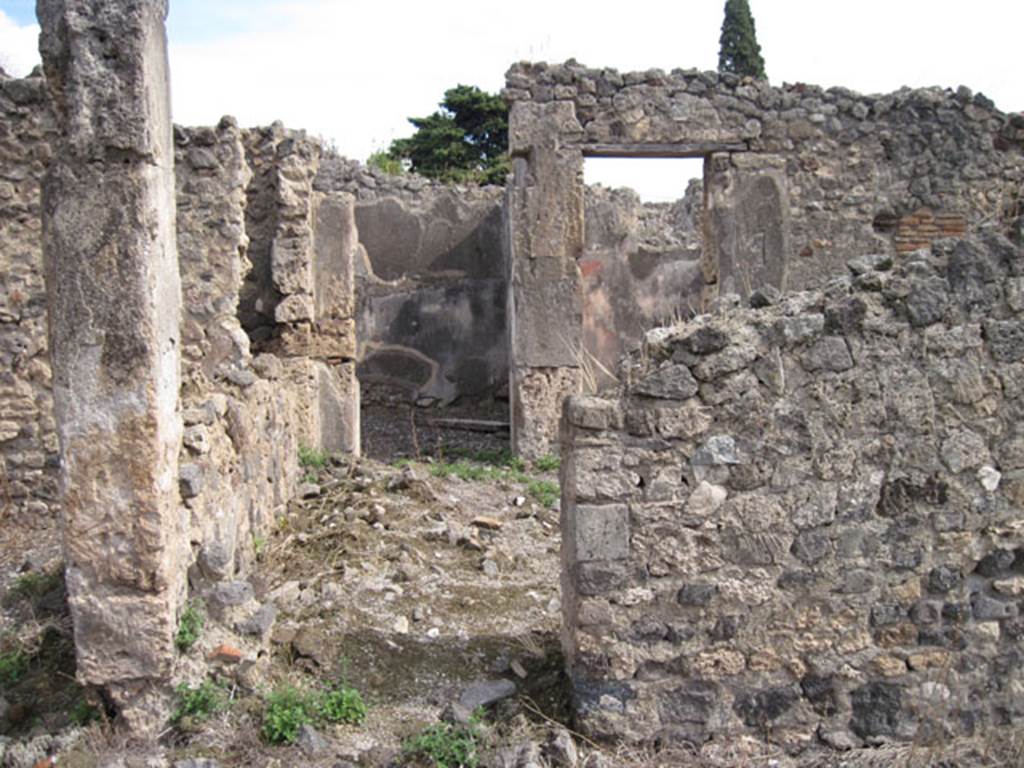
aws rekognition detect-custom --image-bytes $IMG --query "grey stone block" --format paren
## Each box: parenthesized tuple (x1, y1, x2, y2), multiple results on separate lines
(573, 504, 629, 562)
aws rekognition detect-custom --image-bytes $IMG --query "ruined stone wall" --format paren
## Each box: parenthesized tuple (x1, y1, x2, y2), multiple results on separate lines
(0, 98, 360, 542)
(175, 121, 301, 583)
(241, 126, 360, 455)
(582, 181, 703, 389)
(560, 232, 1024, 751)
(0, 71, 57, 522)
(316, 156, 508, 405)
(506, 62, 1023, 295)
(506, 60, 1024, 458)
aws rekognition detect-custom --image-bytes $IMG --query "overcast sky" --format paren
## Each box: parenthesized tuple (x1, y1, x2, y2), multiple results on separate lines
(2, 1, 1022, 200)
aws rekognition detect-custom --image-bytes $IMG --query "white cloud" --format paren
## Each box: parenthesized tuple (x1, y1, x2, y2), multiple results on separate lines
(0, 10, 40, 77)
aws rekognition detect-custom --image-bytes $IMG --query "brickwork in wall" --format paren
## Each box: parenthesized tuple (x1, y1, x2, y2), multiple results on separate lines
(894, 209, 968, 254)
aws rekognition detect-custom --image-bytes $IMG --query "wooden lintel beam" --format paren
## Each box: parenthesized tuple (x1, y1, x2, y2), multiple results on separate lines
(578, 142, 748, 158)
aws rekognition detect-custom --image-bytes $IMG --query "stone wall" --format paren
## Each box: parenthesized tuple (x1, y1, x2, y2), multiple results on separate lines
(2, 56, 357, 722)
(505, 60, 1024, 458)
(582, 180, 703, 389)
(317, 156, 508, 405)
(241, 127, 360, 455)
(0, 71, 57, 523)
(560, 232, 1024, 751)
(175, 120, 301, 583)
(0, 100, 361, 549)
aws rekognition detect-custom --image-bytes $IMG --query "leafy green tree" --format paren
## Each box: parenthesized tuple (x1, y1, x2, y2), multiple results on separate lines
(718, 0, 767, 80)
(387, 85, 509, 185)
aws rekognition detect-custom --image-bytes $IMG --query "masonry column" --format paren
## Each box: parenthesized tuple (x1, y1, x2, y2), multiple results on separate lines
(38, 0, 185, 731)
(507, 101, 585, 459)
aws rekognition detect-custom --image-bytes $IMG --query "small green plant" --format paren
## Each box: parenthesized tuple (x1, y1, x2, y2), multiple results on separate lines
(175, 599, 205, 653)
(403, 716, 482, 768)
(527, 479, 559, 508)
(298, 445, 329, 471)
(173, 679, 227, 725)
(534, 454, 560, 472)
(252, 534, 267, 557)
(69, 698, 100, 726)
(262, 685, 315, 745)
(317, 682, 367, 725)
(0, 649, 28, 685)
(261, 679, 368, 745)
(367, 150, 405, 176)
(4, 569, 63, 608)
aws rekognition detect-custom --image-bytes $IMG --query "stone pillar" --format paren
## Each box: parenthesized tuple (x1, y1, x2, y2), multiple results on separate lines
(507, 101, 585, 459)
(38, 0, 184, 731)
(273, 189, 360, 457)
(312, 191, 359, 456)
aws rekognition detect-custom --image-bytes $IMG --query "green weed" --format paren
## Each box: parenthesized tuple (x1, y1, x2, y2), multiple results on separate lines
(252, 534, 267, 557)
(317, 682, 367, 725)
(262, 680, 369, 745)
(4, 569, 64, 610)
(69, 698, 100, 726)
(403, 716, 482, 768)
(261, 685, 315, 745)
(173, 679, 227, 725)
(175, 599, 205, 653)
(298, 445, 329, 471)
(367, 150, 404, 176)
(533, 453, 560, 472)
(527, 479, 559, 508)
(0, 649, 28, 685)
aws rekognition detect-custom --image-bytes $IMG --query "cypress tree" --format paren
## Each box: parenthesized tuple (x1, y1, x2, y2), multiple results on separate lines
(718, 0, 767, 80)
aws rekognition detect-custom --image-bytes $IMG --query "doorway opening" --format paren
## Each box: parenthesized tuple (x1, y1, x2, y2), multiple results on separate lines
(580, 156, 707, 391)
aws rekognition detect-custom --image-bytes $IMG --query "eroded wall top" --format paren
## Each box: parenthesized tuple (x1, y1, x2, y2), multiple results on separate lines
(505, 61, 1024, 290)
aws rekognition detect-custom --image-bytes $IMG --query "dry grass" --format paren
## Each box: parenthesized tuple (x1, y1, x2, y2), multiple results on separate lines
(560, 331, 619, 395)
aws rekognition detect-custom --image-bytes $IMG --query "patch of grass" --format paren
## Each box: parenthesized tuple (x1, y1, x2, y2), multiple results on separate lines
(527, 479, 560, 508)
(416, 449, 561, 509)
(173, 679, 228, 725)
(367, 150, 404, 176)
(445, 447, 523, 469)
(298, 445, 329, 471)
(403, 716, 482, 768)
(262, 680, 369, 745)
(430, 460, 503, 483)
(533, 453, 560, 472)
(175, 599, 205, 653)
(0, 648, 28, 685)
